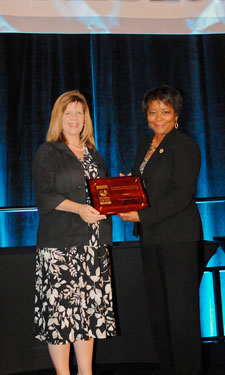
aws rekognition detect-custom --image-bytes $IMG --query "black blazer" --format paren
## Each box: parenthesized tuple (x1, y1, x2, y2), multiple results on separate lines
(32, 142, 112, 248)
(132, 129, 203, 245)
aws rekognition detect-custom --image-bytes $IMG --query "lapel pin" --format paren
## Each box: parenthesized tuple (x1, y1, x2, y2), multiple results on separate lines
(159, 148, 164, 154)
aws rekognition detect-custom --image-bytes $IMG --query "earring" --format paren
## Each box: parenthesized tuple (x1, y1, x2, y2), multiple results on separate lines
(175, 121, 179, 129)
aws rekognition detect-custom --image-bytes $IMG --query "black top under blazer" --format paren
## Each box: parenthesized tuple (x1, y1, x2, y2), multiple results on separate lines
(132, 128, 203, 245)
(32, 142, 112, 248)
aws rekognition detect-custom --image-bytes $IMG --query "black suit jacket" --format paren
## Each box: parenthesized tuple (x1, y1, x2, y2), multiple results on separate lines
(32, 142, 112, 248)
(132, 129, 203, 245)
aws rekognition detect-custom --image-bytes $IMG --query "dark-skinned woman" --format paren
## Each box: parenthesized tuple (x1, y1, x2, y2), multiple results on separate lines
(119, 84, 203, 375)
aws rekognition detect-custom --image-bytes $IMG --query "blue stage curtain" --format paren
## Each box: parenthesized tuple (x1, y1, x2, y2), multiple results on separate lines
(0, 33, 225, 246)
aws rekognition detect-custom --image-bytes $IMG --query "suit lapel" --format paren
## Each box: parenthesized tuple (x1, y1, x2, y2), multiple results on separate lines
(142, 129, 177, 171)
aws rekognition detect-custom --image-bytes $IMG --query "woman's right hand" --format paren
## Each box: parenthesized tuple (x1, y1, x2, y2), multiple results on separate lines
(56, 199, 106, 223)
(77, 204, 107, 224)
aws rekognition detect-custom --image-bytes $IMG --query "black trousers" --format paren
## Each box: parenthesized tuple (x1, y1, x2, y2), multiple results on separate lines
(141, 241, 203, 375)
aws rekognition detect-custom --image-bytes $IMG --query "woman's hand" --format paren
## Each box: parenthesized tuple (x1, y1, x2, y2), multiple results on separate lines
(118, 173, 138, 221)
(77, 204, 107, 223)
(56, 199, 106, 223)
(119, 172, 131, 177)
(118, 211, 140, 222)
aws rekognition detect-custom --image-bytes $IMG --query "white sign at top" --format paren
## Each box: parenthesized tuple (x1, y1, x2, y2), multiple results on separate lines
(0, 0, 224, 34)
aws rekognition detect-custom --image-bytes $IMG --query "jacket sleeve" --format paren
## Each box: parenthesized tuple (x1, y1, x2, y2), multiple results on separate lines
(138, 137, 201, 227)
(32, 144, 66, 215)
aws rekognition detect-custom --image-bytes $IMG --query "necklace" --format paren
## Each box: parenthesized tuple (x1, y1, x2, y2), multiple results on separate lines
(149, 140, 157, 152)
(68, 144, 84, 151)
(144, 139, 158, 160)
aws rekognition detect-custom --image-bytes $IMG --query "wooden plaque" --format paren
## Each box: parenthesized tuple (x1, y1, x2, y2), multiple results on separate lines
(88, 176, 149, 215)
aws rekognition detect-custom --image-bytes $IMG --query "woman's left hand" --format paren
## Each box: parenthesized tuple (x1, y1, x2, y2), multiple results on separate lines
(118, 211, 140, 222)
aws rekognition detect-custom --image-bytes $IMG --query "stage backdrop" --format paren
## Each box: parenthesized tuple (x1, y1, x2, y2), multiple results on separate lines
(0, 33, 224, 246)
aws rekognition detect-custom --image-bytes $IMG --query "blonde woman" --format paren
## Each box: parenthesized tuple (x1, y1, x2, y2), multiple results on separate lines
(32, 91, 116, 375)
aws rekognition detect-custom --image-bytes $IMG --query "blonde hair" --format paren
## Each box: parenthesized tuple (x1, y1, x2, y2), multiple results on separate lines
(47, 90, 96, 150)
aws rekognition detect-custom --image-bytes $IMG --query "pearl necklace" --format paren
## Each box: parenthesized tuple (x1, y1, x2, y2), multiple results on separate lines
(68, 144, 84, 151)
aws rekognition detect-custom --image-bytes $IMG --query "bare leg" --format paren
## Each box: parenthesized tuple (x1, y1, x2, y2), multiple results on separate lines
(73, 338, 94, 375)
(48, 343, 71, 375)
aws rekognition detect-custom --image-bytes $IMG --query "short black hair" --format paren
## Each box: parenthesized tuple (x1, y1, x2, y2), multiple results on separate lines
(142, 84, 183, 115)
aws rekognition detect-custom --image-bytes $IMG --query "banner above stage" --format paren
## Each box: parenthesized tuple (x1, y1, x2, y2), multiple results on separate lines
(0, 0, 224, 35)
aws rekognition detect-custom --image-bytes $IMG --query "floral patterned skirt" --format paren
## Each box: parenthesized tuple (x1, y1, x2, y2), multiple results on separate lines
(34, 242, 116, 344)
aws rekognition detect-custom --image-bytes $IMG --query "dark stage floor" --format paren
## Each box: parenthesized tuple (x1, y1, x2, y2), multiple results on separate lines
(11, 363, 160, 375)
(10, 342, 225, 375)
(9, 363, 225, 375)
